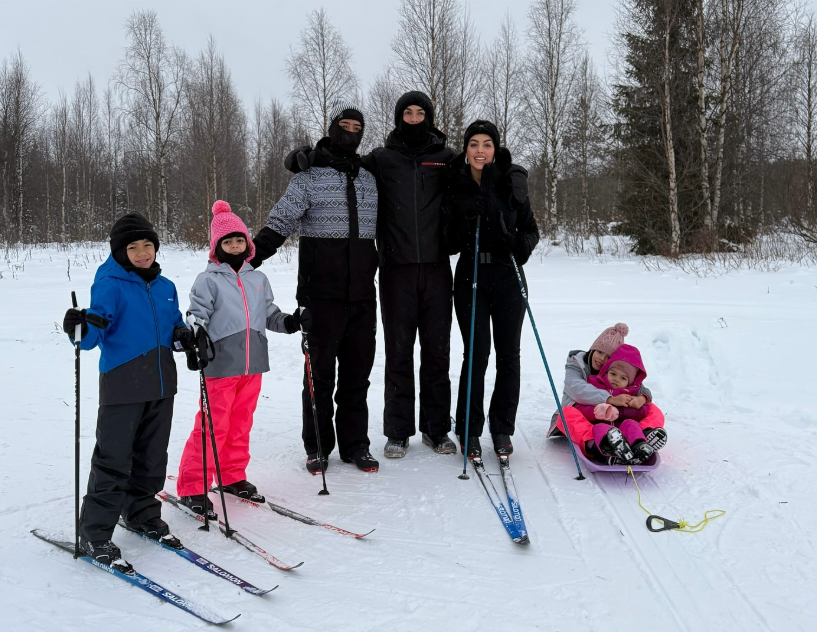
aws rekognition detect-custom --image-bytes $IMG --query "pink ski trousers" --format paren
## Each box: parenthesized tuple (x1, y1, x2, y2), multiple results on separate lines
(555, 404, 665, 457)
(176, 374, 262, 497)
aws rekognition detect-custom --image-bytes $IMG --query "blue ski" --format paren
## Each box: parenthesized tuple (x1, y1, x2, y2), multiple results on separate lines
(499, 456, 530, 543)
(31, 529, 239, 625)
(117, 519, 276, 596)
(470, 458, 527, 544)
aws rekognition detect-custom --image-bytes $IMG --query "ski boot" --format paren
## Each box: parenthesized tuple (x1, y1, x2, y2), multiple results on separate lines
(123, 516, 182, 549)
(458, 435, 483, 459)
(81, 538, 134, 574)
(306, 453, 328, 475)
(599, 427, 635, 463)
(217, 479, 265, 503)
(421, 433, 457, 454)
(384, 437, 409, 458)
(179, 494, 217, 521)
(644, 427, 668, 451)
(342, 447, 380, 472)
(491, 433, 514, 458)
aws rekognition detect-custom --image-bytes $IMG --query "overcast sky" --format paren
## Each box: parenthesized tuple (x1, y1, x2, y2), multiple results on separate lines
(3, 0, 815, 107)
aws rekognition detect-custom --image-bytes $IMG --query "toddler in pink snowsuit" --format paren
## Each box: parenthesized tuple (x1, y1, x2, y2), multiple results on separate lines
(574, 344, 656, 464)
(176, 201, 310, 518)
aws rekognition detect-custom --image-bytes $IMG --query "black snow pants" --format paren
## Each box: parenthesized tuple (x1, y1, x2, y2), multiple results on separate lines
(379, 262, 453, 440)
(453, 256, 526, 438)
(301, 299, 377, 459)
(80, 397, 174, 543)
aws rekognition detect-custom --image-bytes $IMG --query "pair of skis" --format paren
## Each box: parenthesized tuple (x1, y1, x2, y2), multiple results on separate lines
(31, 529, 242, 626)
(470, 455, 529, 545)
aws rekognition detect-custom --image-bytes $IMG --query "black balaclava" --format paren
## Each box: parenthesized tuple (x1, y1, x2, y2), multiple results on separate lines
(394, 91, 434, 146)
(216, 231, 249, 273)
(327, 102, 365, 156)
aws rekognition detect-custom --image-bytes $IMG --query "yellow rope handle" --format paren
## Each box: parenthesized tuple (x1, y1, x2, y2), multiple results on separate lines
(627, 466, 725, 533)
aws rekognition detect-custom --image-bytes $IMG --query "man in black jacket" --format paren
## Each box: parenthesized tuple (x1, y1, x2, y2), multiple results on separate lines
(280, 92, 457, 459)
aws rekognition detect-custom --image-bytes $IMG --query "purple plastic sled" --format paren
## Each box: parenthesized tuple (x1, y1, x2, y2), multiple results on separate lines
(575, 448, 661, 473)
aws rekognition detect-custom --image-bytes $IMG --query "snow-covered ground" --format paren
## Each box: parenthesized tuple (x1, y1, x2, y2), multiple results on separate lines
(1, 244, 815, 631)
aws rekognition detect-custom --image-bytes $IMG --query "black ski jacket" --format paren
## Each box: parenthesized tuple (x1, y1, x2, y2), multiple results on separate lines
(363, 129, 454, 266)
(443, 148, 540, 265)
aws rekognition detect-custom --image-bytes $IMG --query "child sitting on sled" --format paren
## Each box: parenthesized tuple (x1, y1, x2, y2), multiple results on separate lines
(547, 323, 667, 465)
(572, 344, 655, 464)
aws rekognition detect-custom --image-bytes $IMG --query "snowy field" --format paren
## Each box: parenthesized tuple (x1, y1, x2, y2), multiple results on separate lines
(1, 244, 815, 631)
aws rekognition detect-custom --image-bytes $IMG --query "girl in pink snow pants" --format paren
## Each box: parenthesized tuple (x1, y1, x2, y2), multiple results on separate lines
(546, 323, 667, 464)
(176, 200, 311, 518)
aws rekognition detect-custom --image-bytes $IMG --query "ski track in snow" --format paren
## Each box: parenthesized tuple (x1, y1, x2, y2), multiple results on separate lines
(2, 245, 816, 631)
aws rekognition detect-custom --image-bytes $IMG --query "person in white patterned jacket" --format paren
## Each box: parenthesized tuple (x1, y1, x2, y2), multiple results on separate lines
(251, 101, 381, 474)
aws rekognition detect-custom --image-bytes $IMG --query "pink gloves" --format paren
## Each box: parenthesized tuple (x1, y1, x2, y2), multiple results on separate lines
(594, 403, 619, 422)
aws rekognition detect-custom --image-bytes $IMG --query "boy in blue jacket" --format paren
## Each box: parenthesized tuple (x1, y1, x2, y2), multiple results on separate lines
(63, 212, 192, 571)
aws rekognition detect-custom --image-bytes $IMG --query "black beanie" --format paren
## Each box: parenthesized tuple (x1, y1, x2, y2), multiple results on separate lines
(394, 91, 434, 128)
(109, 212, 160, 254)
(463, 120, 500, 151)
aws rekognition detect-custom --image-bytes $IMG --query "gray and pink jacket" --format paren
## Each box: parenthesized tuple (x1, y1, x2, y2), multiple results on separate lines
(548, 348, 653, 436)
(188, 261, 289, 378)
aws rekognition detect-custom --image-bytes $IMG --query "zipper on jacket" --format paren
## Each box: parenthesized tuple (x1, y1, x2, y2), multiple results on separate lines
(147, 282, 164, 398)
(413, 160, 421, 261)
(236, 273, 251, 376)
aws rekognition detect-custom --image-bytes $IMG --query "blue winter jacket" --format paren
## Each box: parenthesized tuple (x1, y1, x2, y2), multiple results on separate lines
(70, 255, 185, 405)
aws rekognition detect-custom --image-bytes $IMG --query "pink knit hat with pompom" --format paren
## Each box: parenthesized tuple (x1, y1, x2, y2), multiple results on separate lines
(589, 323, 629, 357)
(208, 200, 255, 264)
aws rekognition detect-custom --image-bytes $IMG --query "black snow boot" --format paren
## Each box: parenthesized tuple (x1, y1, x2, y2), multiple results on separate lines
(341, 447, 380, 472)
(81, 538, 133, 574)
(218, 480, 265, 503)
(123, 516, 182, 549)
(179, 494, 217, 521)
(384, 437, 409, 458)
(421, 433, 457, 454)
(306, 453, 329, 475)
(631, 439, 655, 463)
(491, 433, 514, 457)
(644, 427, 668, 451)
(458, 435, 483, 459)
(599, 427, 635, 463)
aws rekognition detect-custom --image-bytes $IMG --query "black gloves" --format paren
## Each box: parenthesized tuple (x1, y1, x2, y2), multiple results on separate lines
(185, 324, 215, 371)
(284, 145, 313, 174)
(172, 325, 195, 352)
(250, 226, 286, 269)
(284, 307, 313, 334)
(63, 308, 109, 340)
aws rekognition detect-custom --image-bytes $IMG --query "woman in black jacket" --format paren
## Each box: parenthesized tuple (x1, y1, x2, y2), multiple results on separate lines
(444, 120, 540, 459)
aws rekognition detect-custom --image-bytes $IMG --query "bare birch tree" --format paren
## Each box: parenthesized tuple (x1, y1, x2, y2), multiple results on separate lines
(792, 12, 817, 221)
(364, 67, 401, 151)
(286, 8, 358, 140)
(117, 9, 187, 240)
(524, 0, 581, 231)
(483, 12, 522, 153)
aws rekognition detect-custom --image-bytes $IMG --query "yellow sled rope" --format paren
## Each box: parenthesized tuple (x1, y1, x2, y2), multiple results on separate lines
(627, 466, 726, 533)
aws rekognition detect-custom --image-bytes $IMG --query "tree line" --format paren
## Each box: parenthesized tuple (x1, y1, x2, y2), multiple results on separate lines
(1, 0, 816, 256)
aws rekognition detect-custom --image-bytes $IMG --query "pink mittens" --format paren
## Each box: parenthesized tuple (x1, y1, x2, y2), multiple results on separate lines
(594, 403, 619, 422)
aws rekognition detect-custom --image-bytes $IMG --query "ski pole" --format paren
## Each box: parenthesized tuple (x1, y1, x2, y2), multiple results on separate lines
(300, 307, 329, 496)
(507, 252, 585, 480)
(200, 370, 235, 536)
(197, 369, 210, 532)
(71, 291, 81, 558)
(459, 215, 481, 481)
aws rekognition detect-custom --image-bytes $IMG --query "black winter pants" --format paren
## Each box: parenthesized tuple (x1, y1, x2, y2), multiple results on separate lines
(453, 257, 526, 438)
(380, 262, 453, 440)
(301, 299, 377, 459)
(80, 397, 174, 543)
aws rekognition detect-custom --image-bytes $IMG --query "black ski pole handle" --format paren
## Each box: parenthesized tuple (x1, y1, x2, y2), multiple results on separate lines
(646, 515, 681, 532)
